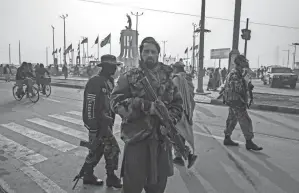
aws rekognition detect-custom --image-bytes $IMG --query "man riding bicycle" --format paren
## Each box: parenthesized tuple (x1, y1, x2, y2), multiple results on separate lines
(36, 63, 50, 94)
(16, 62, 36, 98)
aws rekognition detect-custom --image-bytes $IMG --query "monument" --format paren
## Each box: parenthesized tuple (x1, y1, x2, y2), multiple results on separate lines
(118, 14, 139, 69)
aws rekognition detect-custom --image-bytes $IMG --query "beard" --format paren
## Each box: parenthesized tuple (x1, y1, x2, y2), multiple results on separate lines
(144, 57, 157, 69)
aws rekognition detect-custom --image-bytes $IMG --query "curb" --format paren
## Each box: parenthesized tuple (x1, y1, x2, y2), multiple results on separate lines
(51, 83, 85, 89)
(205, 99, 299, 115)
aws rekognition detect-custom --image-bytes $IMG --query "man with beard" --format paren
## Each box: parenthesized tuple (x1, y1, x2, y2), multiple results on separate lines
(110, 37, 183, 193)
(81, 54, 122, 188)
(222, 54, 262, 151)
(171, 61, 197, 168)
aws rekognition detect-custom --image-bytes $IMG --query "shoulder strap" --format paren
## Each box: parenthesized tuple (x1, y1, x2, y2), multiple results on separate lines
(140, 63, 158, 96)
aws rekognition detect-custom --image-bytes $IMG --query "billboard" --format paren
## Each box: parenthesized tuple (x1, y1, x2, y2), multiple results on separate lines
(210, 48, 230, 59)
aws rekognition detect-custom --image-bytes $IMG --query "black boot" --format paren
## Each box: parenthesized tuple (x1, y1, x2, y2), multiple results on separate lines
(173, 157, 185, 166)
(106, 171, 122, 188)
(223, 135, 239, 146)
(246, 139, 263, 151)
(83, 166, 103, 186)
(187, 153, 198, 169)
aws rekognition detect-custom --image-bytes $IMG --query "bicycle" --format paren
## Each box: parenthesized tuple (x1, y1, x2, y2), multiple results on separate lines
(12, 78, 40, 103)
(39, 76, 51, 97)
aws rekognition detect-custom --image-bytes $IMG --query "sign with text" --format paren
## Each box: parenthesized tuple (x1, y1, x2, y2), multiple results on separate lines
(210, 48, 230, 59)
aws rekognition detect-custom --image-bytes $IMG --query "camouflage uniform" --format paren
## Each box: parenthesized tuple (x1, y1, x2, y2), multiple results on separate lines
(110, 62, 183, 193)
(223, 68, 254, 140)
(82, 70, 121, 187)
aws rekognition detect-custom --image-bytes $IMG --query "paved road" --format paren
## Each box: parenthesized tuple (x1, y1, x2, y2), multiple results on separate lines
(1, 82, 299, 193)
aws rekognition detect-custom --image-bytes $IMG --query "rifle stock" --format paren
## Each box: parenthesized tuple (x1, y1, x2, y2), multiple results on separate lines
(140, 77, 189, 160)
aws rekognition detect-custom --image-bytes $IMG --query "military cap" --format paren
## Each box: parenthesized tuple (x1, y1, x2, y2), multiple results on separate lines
(97, 54, 122, 67)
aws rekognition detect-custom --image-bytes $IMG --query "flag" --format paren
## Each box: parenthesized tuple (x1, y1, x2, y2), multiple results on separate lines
(52, 48, 57, 55)
(94, 36, 99, 44)
(81, 37, 88, 44)
(190, 47, 193, 51)
(194, 45, 199, 50)
(59, 48, 61, 53)
(195, 52, 199, 57)
(184, 47, 188, 54)
(100, 33, 111, 48)
(65, 44, 72, 54)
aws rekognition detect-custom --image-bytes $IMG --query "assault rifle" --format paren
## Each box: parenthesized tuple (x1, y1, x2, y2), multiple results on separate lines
(247, 81, 254, 108)
(139, 77, 189, 160)
(72, 115, 114, 190)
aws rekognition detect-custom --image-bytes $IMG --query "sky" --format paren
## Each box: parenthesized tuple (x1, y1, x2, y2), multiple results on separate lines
(0, 0, 299, 68)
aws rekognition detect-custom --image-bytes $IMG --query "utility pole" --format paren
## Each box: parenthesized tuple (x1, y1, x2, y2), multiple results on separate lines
(228, 0, 242, 71)
(192, 23, 197, 71)
(242, 18, 251, 57)
(292, 43, 299, 69)
(282, 49, 290, 67)
(196, 0, 211, 93)
(162, 40, 167, 63)
(9, 44, 11, 64)
(131, 12, 143, 51)
(51, 25, 55, 65)
(60, 14, 68, 65)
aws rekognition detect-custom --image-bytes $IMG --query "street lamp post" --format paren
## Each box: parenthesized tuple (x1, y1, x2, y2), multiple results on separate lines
(46, 47, 49, 66)
(60, 14, 68, 65)
(162, 40, 167, 62)
(51, 25, 55, 65)
(192, 23, 197, 71)
(292, 43, 299, 69)
(131, 12, 143, 51)
(282, 49, 290, 67)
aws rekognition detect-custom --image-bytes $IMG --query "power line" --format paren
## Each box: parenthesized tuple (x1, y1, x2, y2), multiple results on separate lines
(76, 0, 299, 30)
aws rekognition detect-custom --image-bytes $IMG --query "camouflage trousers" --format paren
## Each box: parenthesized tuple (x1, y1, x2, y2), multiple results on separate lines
(173, 135, 191, 158)
(84, 132, 120, 172)
(224, 106, 254, 140)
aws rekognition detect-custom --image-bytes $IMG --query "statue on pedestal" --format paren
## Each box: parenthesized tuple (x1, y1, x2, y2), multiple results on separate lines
(125, 14, 132, 30)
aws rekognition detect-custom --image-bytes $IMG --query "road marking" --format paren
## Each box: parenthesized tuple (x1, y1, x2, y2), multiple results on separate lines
(66, 111, 81, 116)
(193, 130, 245, 145)
(0, 178, 16, 193)
(48, 114, 83, 126)
(1, 122, 77, 152)
(44, 98, 61, 103)
(220, 161, 258, 193)
(27, 118, 88, 141)
(20, 166, 67, 193)
(196, 125, 287, 193)
(190, 169, 218, 193)
(0, 133, 47, 166)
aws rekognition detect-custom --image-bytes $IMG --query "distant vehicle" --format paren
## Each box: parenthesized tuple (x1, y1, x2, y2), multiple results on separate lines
(264, 65, 298, 89)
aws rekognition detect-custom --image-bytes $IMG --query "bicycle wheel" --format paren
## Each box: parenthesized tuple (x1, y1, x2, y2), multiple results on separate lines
(28, 86, 40, 103)
(44, 85, 51, 97)
(12, 85, 23, 101)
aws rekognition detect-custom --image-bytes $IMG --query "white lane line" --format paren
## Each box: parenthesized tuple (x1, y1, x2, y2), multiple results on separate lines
(48, 114, 83, 126)
(27, 118, 88, 140)
(195, 125, 286, 193)
(0, 133, 47, 166)
(220, 161, 258, 193)
(20, 166, 67, 193)
(193, 130, 245, 145)
(66, 111, 81, 116)
(0, 178, 16, 193)
(1, 123, 77, 152)
(44, 98, 61, 103)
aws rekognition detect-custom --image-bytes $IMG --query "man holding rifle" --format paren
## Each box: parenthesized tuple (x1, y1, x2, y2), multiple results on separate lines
(221, 54, 262, 151)
(110, 37, 185, 193)
(73, 55, 122, 189)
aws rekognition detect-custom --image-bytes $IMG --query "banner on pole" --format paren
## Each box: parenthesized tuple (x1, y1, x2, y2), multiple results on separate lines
(210, 48, 230, 59)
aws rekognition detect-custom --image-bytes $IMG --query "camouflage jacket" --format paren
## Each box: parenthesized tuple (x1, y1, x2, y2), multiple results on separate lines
(110, 62, 183, 144)
(223, 68, 248, 107)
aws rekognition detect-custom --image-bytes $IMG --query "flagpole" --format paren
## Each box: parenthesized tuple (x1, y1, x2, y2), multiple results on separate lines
(110, 34, 111, 54)
(87, 41, 89, 64)
(19, 40, 21, 65)
(97, 35, 99, 60)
